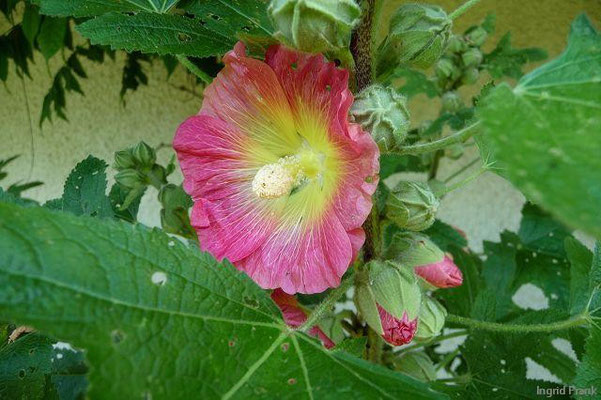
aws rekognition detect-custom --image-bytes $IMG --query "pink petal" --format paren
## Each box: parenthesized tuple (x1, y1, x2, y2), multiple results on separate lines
(378, 305, 418, 346)
(271, 289, 335, 349)
(414, 255, 464, 288)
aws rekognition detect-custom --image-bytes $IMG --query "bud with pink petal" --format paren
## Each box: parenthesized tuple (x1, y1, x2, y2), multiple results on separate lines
(414, 254, 463, 289)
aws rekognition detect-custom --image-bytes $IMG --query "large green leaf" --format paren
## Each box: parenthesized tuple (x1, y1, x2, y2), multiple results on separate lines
(77, 12, 233, 57)
(477, 14, 601, 238)
(181, 0, 273, 36)
(0, 203, 444, 399)
(573, 326, 601, 397)
(37, 0, 145, 17)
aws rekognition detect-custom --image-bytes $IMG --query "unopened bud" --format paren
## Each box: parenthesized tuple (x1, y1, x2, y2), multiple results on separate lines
(414, 254, 463, 289)
(461, 47, 483, 67)
(386, 181, 439, 231)
(385, 231, 444, 268)
(465, 26, 488, 46)
(447, 35, 467, 53)
(114, 149, 136, 170)
(461, 67, 479, 85)
(115, 169, 144, 189)
(268, 0, 361, 55)
(351, 84, 410, 151)
(132, 141, 156, 168)
(377, 3, 451, 72)
(441, 91, 462, 113)
(415, 296, 447, 339)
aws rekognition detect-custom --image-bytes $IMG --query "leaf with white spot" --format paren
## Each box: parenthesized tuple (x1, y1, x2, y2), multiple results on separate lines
(477, 14, 601, 238)
(0, 202, 444, 399)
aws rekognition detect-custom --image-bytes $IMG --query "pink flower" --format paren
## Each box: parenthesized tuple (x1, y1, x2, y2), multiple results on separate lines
(271, 289, 335, 349)
(378, 305, 417, 346)
(414, 255, 463, 288)
(174, 42, 379, 294)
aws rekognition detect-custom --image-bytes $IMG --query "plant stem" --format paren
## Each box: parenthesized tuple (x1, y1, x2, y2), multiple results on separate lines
(351, 0, 376, 91)
(367, 327, 384, 363)
(398, 329, 468, 354)
(435, 165, 487, 197)
(446, 313, 589, 333)
(443, 157, 480, 183)
(436, 348, 461, 372)
(393, 121, 481, 156)
(299, 275, 354, 333)
(449, 0, 483, 20)
(176, 55, 212, 84)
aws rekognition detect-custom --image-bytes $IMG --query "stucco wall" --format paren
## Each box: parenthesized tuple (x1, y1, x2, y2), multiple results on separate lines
(1, 1, 599, 251)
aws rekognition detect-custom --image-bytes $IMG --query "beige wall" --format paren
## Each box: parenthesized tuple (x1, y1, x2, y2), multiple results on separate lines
(1, 1, 599, 250)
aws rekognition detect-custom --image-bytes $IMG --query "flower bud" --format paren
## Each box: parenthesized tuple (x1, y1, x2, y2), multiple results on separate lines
(377, 3, 452, 72)
(351, 85, 410, 151)
(114, 149, 136, 170)
(268, 0, 361, 55)
(132, 141, 156, 168)
(114, 169, 144, 189)
(465, 26, 488, 46)
(395, 352, 437, 381)
(414, 254, 463, 289)
(385, 231, 444, 268)
(461, 67, 479, 85)
(434, 57, 455, 80)
(386, 181, 439, 231)
(379, 306, 418, 346)
(415, 296, 447, 339)
(447, 35, 466, 53)
(441, 91, 462, 113)
(355, 261, 422, 340)
(461, 47, 483, 67)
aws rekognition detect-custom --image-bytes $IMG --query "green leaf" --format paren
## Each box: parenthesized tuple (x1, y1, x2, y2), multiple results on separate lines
(77, 11, 233, 57)
(0, 203, 445, 399)
(518, 203, 571, 258)
(37, 0, 156, 17)
(390, 67, 438, 99)
(477, 14, 601, 239)
(573, 326, 601, 396)
(38, 17, 67, 60)
(0, 333, 87, 399)
(48, 155, 114, 218)
(180, 0, 273, 37)
(423, 220, 468, 252)
(483, 32, 547, 79)
(566, 237, 594, 315)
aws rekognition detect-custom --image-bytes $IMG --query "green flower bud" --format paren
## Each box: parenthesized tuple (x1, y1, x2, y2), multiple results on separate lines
(386, 181, 439, 231)
(461, 67, 479, 85)
(354, 268, 383, 334)
(351, 84, 410, 151)
(114, 149, 136, 170)
(447, 35, 467, 53)
(441, 91, 462, 113)
(384, 231, 444, 268)
(461, 47, 483, 67)
(115, 169, 144, 189)
(434, 57, 460, 81)
(370, 260, 422, 320)
(132, 141, 156, 168)
(147, 164, 168, 189)
(465, 26, 488, 46)
(415, 296, 447, 339)
(268, 0, 361, 54)
(395, 352, 437, 381)
(377, 3, 452, 72)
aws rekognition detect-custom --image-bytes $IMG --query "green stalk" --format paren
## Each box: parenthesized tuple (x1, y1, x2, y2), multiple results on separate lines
(449, 0, 483, 20)
(443, 157, 480, 183)
(393, 121, 481, 156)
(446, 313, 589, 333)
(176, 55, 213, 84)
(298, 275, 354, 333)
(435, 165, 487, 197)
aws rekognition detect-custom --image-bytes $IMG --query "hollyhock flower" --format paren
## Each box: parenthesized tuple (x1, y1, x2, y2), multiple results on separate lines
(414, 255, 463, 288)
(271, 289, 335, 348)
(378, 305, 417, 346)
(174, 42, 379, 294)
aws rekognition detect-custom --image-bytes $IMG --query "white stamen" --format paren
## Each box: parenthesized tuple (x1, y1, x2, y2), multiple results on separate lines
(252, 159, 298, 199)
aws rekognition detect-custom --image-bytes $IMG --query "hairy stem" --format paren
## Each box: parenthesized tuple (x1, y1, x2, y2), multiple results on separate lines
(446, 313, 589, 333)
(394, 121, 481, 156)
(176, 55, 212, 84)
(397, 329, 468, 354)
(351, 0, 376, 91)
(299, 276, 354, 333)
(443, 157, 480, 183)
(449, 0, 483, 20)
(435, 165, 487, 197)
(367, 327, 384, 363)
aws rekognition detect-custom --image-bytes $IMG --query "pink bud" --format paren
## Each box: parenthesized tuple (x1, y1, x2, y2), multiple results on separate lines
(414, 255, 463, 288)
(377, 305, 418, 346)
(271, 289, 335, 349)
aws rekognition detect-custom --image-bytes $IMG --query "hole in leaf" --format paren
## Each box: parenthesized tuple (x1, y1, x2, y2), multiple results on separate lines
(18, 370, 25, 379)
(208, 13, 221, 21)
(111, 329, 125, 344)
(241, 26, 251, 33)
(287, 378, 296, 385)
